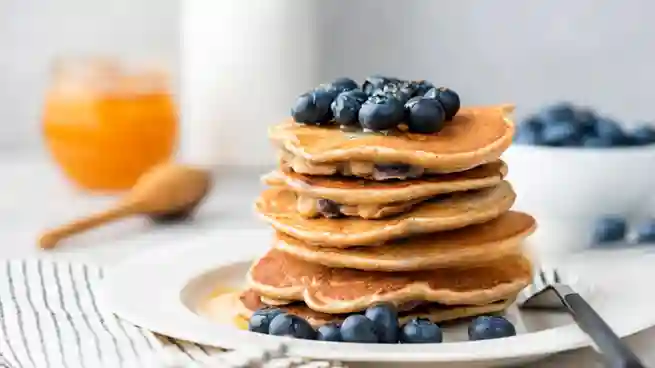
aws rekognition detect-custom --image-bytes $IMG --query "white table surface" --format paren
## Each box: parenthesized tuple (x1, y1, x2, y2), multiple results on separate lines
(1, 154, 653, 368)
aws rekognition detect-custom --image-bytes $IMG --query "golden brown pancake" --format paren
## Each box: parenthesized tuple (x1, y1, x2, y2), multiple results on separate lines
(238, 289, 513, 328)
(262, 161, 508, 205)
(255, 181, 516, 247)
(247, 249, 532, 314)
(270, 105, 515, 179)
(274, 212, 536, 271)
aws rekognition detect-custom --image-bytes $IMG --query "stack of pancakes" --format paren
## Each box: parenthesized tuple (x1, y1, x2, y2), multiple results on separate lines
(240, 104, 537, 328)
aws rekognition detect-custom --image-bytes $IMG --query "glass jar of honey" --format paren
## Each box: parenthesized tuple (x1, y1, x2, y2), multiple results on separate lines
(42, 58, 178, 192)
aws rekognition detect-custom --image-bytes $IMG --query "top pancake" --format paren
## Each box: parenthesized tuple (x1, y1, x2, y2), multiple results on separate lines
(262, 161, 507, 205)
(270, 105, 515, 176)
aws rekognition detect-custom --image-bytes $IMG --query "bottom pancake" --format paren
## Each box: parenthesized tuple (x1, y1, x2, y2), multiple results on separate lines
(239, 289, 513, 328)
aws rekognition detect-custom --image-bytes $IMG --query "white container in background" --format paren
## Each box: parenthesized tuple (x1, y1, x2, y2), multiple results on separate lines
(180, 0, 319, 168)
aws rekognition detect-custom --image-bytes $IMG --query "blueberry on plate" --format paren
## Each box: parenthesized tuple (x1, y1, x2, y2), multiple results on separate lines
(468, 316, 516, 341)
(362, 75, 392, 95)
(268, 313, 317, 340)
(540, 120, 580, 146)
(358, 95, 405, 131)
(248, 308, 284, 334)
(364, 303, 399, 343)
(399, 318, 443, 344)
(514, 126, 542, 145)
(592, 216, 627, 244)
(405, 97, 446, 134)
(317, 323, 342, 342)
(320, 77, 359, 94)
(331, 90, 367, 126)
(291, 89, 336, 124)
(635, 219, 655, 243)
(339, 315, 379, 343)
(629, 125, 655, 145)
(423, 87, 460, 120)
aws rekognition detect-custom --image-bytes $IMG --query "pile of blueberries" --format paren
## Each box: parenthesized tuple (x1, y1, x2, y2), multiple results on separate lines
(248, 303, 516, 344)
(291, 76, 460, 134)
(514, 103, 655, 147)
(593, 216, 655, 245)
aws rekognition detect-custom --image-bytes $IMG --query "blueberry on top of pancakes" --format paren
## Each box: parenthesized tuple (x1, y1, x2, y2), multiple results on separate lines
(291, 89, 336, 124)
(405, 96, 446, 134)
(331, 89, 367, 126)
(359, 94, 405, 131)
(424, 87, 461, 120)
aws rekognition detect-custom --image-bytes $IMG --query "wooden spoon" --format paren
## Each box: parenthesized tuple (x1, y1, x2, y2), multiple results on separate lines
(38, 162, 213, 249)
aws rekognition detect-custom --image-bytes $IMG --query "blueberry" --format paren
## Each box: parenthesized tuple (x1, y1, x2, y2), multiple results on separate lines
(376, 83, 411, 104)
(316, 198, 342, 218)
(423, 87, 460, 120)
(268, 313, 317, 340)
(541, 120, 580, 146)
(362, 75, 391, 95)
(317, 323, 342, 342)
(374, 163, 415, 179)
(399, 318, 443, 344)
(331, 90, 367, 126)
(248, 308, 284, 334)
(581, 136, 614, 147)
(592, 216, 627, 244)
(291, 89, 336, 124)
(364, 303, 399, 343)
(339, 315, 379, 343)
(514, 126, 542, 145)
(574, 108, 598, 133)
(468, 316, 516, 341)
(629, 125, 655, 146)
(635, 219, 655, 243)
(405, 97, 446, 134)
(320, 77, 359, 94)
(544, 103, 576, 122)
(594, 119, 629, 145)
(358, 95, 405, 131)
(412, 80, 435, 97)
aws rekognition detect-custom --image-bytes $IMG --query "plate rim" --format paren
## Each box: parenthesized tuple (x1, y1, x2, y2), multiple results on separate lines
(98, 228, 655, 363)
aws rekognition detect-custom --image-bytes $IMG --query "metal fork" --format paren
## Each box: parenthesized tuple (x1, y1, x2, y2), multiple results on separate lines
(518, 268, 645, 368)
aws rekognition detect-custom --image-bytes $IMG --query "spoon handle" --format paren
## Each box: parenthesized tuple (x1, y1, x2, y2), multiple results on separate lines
(38, 205, 135, 249)
(563, 293, 645, 368)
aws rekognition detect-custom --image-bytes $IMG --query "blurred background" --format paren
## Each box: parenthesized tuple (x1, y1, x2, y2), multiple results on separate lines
(1, 0, 654, 255)
(2, 0, 654, 163)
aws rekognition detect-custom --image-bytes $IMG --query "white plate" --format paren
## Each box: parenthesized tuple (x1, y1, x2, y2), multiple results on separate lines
(99, 229, 655, 367)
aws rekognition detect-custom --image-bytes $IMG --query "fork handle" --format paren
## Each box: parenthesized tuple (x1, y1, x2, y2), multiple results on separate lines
(564, 293, 645, 368)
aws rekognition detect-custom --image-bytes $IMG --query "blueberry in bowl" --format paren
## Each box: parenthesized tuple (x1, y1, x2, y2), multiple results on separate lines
(268, 313, 317, 340)
(404, 97, 446, 134)
(291, 89, 336, 124)
(399, 318, 443, 343)
(358, 95, 405, 131)
(467, 316, 516, 341)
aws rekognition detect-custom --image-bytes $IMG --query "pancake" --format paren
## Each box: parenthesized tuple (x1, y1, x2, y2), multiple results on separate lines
(247, 249, 532, 314)
(238, 289, 514, 328)
(270, 105, 515, 179)
(274, 211, 536, 271)
(255, 181, 516, 247)
(262, 161, 507, 205)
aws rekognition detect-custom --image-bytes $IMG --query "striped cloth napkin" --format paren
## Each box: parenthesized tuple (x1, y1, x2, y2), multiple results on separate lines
(0, 260, 346, 368)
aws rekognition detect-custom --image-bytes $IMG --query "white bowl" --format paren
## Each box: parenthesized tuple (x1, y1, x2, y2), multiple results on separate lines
(502, 144, 655, 254)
